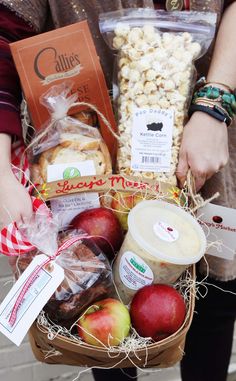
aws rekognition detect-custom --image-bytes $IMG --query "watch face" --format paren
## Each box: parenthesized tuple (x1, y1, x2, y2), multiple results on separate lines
(166, 0, 184, 11)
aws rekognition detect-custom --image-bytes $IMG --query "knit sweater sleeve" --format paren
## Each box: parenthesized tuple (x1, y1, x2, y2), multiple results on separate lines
(0, 4, 36, 139)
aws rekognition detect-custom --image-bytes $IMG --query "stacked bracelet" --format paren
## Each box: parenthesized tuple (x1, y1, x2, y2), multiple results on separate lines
(195, 76, 235, 94)
(189, 104, 232, 126)
(189, 80, 236, 126)
(193, 85, 236, 118)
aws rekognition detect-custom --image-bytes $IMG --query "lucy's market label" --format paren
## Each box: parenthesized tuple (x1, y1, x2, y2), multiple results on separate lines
(197, 203, 236, 260)
(153, 221, 179, 242)
(47, 161, 100, 228)
(131, 108, 174, 173)
(119, 251, 154, 290)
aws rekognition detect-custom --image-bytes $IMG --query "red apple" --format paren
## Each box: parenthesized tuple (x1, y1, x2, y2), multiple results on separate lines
(77, 298, 131, 347)
(71, 207, 123, 259)
(130, 284, 186, 342)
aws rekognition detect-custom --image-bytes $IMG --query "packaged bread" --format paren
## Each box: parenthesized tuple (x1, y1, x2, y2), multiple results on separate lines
(72, 110, 98, 127)
(31, 136, 111, 184)
(28, 82, 112, 227)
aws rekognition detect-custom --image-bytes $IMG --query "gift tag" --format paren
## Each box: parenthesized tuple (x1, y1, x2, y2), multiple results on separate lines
(0, 254, 64, 346)
(197, 203, 236, 260)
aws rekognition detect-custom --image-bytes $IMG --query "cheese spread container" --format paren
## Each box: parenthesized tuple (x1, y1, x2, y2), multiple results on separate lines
(113, 200, 206, 304)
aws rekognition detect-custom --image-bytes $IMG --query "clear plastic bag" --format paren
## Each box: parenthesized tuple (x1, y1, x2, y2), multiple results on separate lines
(28, 82, 112, 228)
(16, 214, 114, 324)
(99, 9, 217, 185)
(29, 81, 112, 185)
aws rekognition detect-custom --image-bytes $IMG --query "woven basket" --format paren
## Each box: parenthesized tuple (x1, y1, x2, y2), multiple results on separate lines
(28, 265, 195, 369)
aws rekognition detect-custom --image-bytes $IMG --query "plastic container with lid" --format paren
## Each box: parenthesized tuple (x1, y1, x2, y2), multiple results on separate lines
(113, 200, 206, 304)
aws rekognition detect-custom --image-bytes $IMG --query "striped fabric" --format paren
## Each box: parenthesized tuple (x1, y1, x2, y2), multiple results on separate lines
(0, 197, 50, 256)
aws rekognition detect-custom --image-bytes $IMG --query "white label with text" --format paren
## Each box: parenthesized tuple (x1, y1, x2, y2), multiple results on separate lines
(131, 107, 174, 172)
(197, 203, 236, 260)
(0, 254, 64, 346)
(47, 160, 100, 228)
(119, 251, 154, 290)
(153, 221, 179, 242)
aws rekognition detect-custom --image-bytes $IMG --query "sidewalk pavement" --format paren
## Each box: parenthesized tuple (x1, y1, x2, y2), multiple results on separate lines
(45, 366, 182, 381)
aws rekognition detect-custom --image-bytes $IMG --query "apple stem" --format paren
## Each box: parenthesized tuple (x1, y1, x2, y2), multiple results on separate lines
(87, 304, 101, 314)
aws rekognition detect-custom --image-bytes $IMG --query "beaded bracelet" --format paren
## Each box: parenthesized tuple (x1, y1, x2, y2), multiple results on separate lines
(189, 103, 232, 126)
(192, 85, 236, 118)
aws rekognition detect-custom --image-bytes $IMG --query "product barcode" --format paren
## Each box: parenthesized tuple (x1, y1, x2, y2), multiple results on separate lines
(141, 156, 160, 164)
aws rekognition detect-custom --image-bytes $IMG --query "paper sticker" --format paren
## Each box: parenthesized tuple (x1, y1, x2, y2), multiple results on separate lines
(47, 160, 96, 182)
(47, 161, 100, 227)
(119, 251, 154, 290)
(197, 203, 236, 260)
(131, 107, 174, 172)
(153, 221, 179, 242)
(0, 254, 64, 346)
(50, 193, 100, 228)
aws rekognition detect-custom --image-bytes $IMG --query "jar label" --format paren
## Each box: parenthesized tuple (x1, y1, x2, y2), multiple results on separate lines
(153, 221, 179, 242)
(119, 251, 154, 290)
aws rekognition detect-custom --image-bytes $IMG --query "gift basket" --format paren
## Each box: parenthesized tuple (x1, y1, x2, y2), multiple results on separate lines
(28, 280, 195, 368)
(0, 9, 217, 372)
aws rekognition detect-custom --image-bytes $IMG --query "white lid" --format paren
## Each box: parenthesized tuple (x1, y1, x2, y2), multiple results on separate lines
(127, 200, 207, 265)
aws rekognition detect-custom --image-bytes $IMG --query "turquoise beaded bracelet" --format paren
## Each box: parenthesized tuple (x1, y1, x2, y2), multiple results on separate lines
(192, 85, 236, 118)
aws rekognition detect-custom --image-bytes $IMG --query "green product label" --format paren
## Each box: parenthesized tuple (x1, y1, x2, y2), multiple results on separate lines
(63, 167, 81, 179)
(130, 257, 146, 273)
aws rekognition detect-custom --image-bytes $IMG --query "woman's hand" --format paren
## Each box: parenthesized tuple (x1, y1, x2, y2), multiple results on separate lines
(0, 167, 33, 272)
(0, 167, 32, 229)
(176, 112, 229, 191)
(0, 133, 33, 272)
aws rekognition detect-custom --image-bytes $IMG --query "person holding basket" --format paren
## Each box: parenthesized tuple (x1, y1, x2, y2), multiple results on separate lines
(0, 1, 235, 381)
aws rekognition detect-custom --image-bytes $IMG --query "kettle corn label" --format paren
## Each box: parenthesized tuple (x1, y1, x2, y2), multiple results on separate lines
(131, 108, 173, 173)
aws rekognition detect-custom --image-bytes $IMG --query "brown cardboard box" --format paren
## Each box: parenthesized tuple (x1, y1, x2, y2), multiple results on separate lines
(10, 20, 117, 157)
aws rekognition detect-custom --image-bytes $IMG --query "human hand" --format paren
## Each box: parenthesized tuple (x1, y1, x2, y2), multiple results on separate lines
(0, 168, 33, 272)
(176, 112, 229, 191)
(0, 167, 32, 229)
